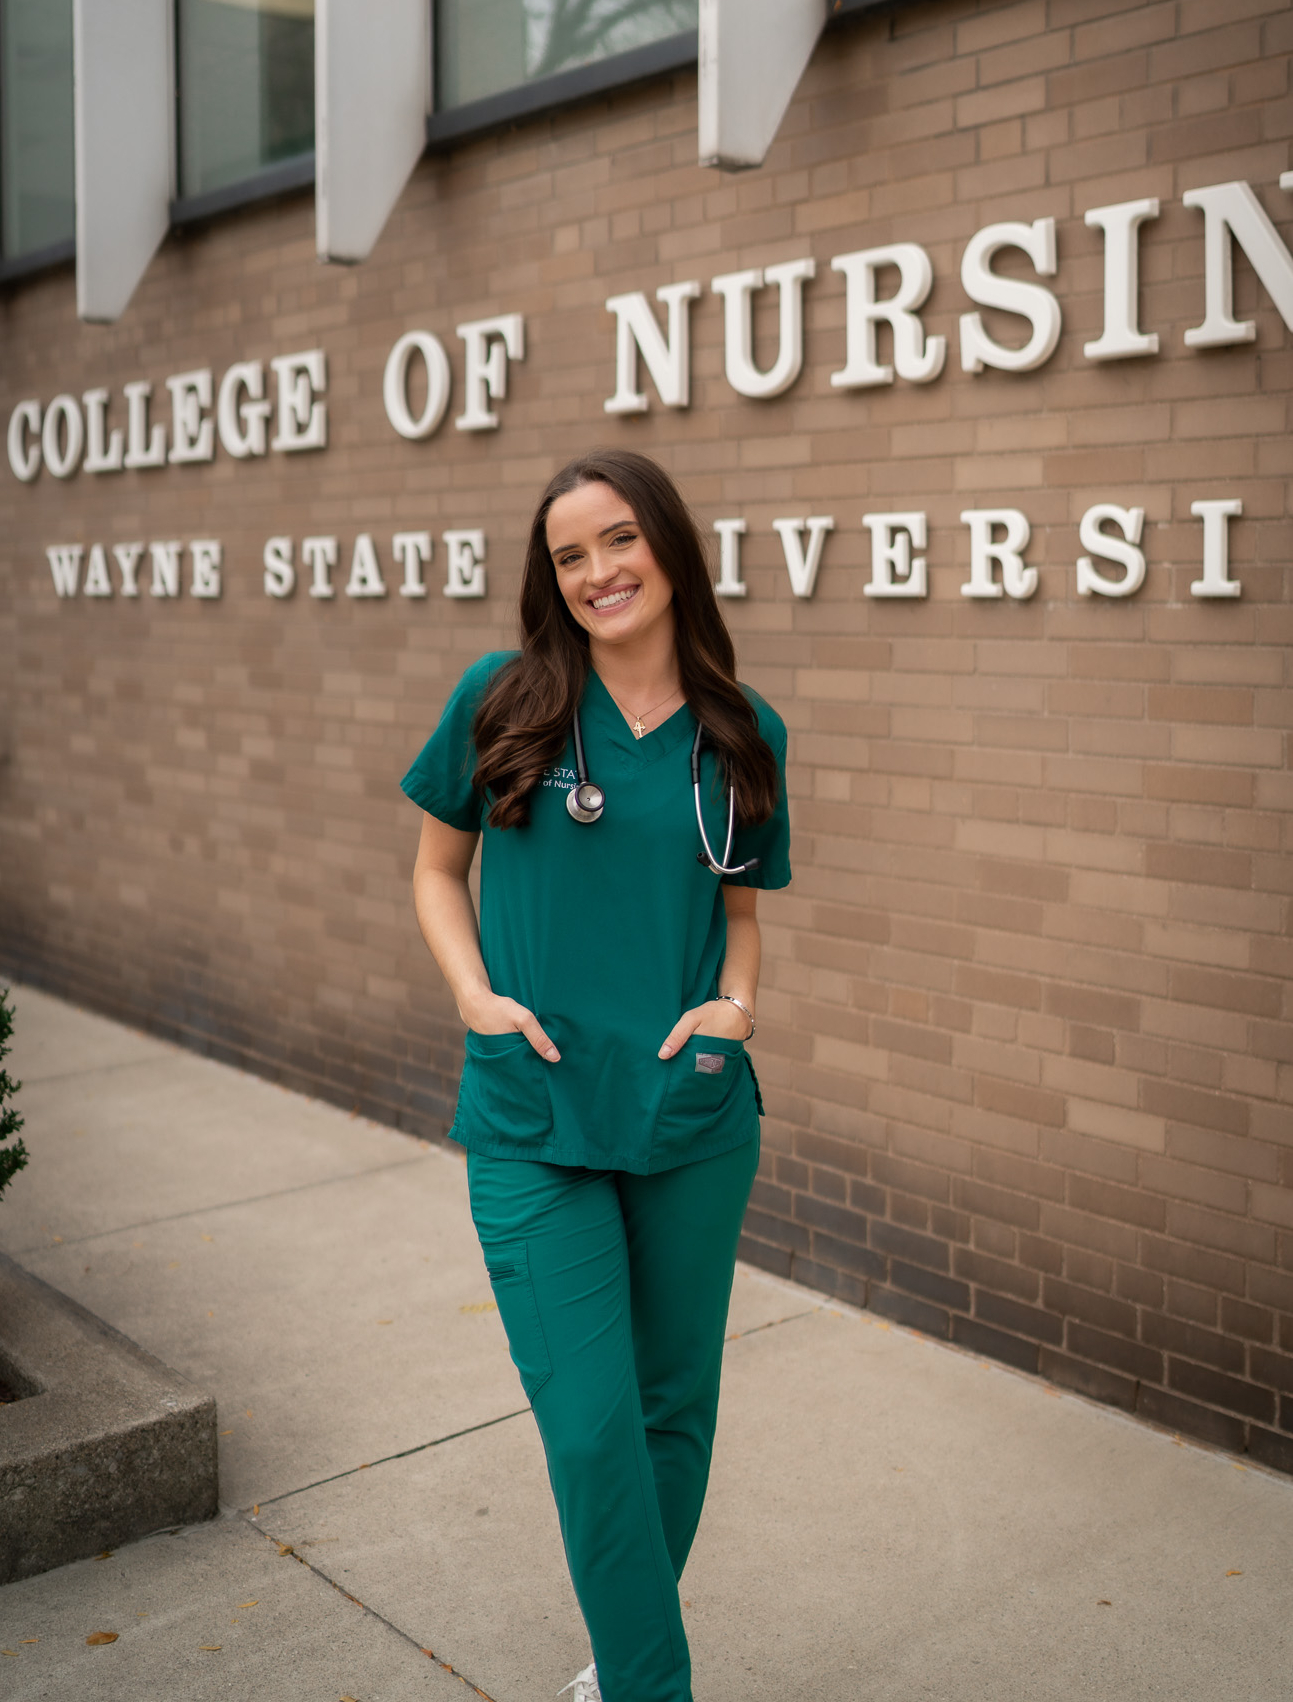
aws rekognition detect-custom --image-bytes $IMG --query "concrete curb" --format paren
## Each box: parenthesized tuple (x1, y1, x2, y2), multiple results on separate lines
(0, 1252, 218, 1584)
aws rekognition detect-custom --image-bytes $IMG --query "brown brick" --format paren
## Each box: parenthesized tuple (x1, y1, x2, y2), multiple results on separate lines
(1136, 1386, 1247, 1454)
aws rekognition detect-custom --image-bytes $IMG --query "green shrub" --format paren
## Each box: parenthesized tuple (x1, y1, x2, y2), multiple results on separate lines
(0, 986, 28, 1201)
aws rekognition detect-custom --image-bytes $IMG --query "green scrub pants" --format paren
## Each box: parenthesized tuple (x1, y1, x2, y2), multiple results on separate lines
(467, 1135, 760, 1702)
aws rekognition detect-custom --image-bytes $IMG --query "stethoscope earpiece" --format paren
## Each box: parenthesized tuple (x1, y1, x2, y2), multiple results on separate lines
(566, 707, 757, 878)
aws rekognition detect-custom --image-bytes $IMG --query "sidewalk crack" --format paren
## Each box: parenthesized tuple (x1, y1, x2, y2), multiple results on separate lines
(248, 1407, 533, 1510)
(244, 1515, 498, 1698)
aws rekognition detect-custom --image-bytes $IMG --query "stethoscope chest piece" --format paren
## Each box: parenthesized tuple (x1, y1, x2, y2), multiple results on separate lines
(566, 779, 605, 823)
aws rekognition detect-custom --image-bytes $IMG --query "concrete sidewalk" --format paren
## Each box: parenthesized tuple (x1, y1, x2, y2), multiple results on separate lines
(0, 982, 1289, 1702)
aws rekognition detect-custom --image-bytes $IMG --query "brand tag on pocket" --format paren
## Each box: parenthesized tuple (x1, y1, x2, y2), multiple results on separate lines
(695, 1052, 725, 1074)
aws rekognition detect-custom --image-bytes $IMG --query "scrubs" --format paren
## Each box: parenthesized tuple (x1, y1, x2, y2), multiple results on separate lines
(401, 651, 791, 1702)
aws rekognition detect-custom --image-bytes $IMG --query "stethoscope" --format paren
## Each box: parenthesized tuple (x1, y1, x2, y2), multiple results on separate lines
(565, 709, 760, 878)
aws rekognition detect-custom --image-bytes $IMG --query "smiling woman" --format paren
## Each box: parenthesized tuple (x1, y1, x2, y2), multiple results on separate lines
(400, 449, 790, 1702)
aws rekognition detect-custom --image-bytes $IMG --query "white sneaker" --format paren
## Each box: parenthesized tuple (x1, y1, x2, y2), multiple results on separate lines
(557, 1661, 600, 1702)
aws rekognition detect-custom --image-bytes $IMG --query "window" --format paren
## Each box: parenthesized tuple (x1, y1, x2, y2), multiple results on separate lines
(177, 0, 315, 201)
(435, 0, 697, 112)
(0, 0, 75, 261)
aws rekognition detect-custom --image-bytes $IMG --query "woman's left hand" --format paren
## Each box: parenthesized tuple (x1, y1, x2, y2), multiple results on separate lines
(658, 998, 752, 1059)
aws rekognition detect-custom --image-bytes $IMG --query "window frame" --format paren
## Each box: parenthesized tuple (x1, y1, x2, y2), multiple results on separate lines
(425, 27, 697, 151)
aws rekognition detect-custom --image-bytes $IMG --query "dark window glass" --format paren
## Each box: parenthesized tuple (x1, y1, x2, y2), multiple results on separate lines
(178, 0, 315, 199)
(435, 0, 697, 111)
(0, 0, 75, 259)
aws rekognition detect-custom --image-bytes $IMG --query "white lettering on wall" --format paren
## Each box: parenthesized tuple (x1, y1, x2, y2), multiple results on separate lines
(831, 246, 946, 388)
(8, 401, 41, 481)
(218, 362, 273, 458)
(959, 219, 1062, 374)
(712, 518, 747, 598)
(263, 536, 295, 598)
(443, 530, 487, 598)
(302, 536, 338, 599)
(1189, 499, 1243, 598)
(114, 543, 144, 596)
(46, 545, 82, 596)
(773, 516, 834, 598)
(149, 540, 183, 598)
(346, 533, 388, 599)
(1076, 504, 1146, 596)
(83, 543, 113, 596)
(1183, 176, 1293, 348)
(82, 388, 125, 472)
(34, 507, 1251, 606)
(393, 531, 432, 598)
(604, 281, 702, 414)
(166, 370, 215, 464)
(383, 332, 452, 440)
(190, 539, 222, 599)
(960, 509, 1036, 599)
(711, 260, 815, 399)
(456, 315, 525, 431)
(270, 350, 328, 451)
(862, 512, 928, 598)
(1083, 200, 1160, 361)
(40, 395, 83, 478)
(124, 381, 168, 468)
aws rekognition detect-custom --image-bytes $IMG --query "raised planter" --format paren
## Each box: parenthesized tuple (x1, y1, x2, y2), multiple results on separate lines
(0, 1253, 218, 1584)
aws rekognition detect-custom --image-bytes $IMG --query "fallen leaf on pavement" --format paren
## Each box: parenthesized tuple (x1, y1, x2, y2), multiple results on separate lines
(277, 1543, 295, 1557)
(94, 1550, 114, 1561)
(1226, 1570, 1243, 1577)
(86, 1632, 119, 1645)
(376, 1319, 393, 1325)
(238, 1600, 258, 1608)
(2, 1651, 18, 1658)
(199, 1645, 222, 1652)
(1097, 1600, 1112, 1607)
(459, 1301, 497, 1314)
(20, 1640, 38, 1645)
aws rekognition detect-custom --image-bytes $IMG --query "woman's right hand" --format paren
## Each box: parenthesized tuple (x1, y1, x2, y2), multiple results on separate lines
(459, 991, 561, 1062)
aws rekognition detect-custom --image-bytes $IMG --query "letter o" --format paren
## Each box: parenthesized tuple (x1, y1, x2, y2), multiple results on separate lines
(41, 393, 85, 478)
(7, 398, 42, 481)
(383, 331, 452, 440)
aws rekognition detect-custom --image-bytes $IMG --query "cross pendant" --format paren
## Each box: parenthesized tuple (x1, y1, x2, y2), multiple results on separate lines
(632, 717, 646, 739)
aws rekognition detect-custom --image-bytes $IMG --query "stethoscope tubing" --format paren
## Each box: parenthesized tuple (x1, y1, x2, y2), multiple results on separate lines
(566, 707, 758, 878)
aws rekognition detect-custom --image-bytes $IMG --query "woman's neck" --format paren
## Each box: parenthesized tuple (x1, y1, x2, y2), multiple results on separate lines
(588, 620, 681, 710)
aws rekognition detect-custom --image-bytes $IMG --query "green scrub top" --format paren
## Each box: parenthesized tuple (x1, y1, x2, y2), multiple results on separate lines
(400, 651, 792, 1174)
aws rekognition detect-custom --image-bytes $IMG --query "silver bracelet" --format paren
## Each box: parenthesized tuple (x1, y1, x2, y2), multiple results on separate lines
(717, 994, 756, 1039)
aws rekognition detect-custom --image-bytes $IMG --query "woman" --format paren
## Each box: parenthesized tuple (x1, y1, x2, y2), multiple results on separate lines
(402, 449, 790, 1702)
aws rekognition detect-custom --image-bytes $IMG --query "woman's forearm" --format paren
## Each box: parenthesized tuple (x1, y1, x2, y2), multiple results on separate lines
(413, 865, 493, 1019)
(719, 909, 761, 1014)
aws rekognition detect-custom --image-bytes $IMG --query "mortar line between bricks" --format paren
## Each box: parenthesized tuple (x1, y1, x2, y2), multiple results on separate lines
(246, 1406, 534, 1510)
(2, 1153, 432, 1254)
(242, 1514, 499, 1699)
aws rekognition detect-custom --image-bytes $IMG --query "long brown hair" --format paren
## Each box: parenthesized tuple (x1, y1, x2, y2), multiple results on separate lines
(472, 449, 779, 830)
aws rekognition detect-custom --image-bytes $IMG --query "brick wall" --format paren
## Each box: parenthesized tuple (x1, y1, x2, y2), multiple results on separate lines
(1, 0, 1290, 1471)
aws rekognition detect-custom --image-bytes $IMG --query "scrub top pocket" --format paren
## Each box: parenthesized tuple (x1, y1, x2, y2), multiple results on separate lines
(457, 1031, 554, 1152)
(651, 1033, 757, 1167)
(482, 1241, 552, 1403)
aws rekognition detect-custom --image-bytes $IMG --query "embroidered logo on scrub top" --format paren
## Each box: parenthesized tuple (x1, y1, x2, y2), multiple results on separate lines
(695, 1053, 726, 1074)
(540, 764, 579, 791)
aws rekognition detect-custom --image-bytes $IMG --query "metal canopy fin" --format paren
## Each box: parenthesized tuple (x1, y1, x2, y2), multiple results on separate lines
(699, 0, 828, 172)
(315, 0, 430, 264)
(73, 0, 172, 323)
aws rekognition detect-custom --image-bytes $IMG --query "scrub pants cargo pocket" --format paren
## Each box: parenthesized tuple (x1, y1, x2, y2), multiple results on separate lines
(482, 1241, 553, 1403)
(460, 1030, 554, 1150)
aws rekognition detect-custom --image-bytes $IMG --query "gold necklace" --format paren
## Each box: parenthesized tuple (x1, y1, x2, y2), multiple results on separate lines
(606, 683, 683, 739)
